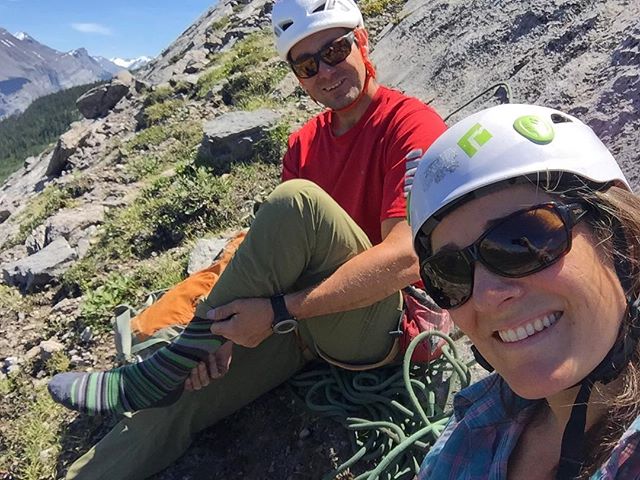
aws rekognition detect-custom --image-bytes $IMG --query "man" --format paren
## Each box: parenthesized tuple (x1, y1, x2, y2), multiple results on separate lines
(58, 0, 447, 477)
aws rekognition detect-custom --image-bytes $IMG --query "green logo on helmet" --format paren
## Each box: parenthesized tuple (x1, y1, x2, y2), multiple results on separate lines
(513, 115, 555, 144)
(458, 124, 493, 157)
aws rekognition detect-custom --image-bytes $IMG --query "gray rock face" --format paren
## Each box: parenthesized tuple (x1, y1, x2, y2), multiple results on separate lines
(372, 0, 640, 190)
(2, 238, 77, 292)
(139, 0, 272, 84)
(187, 237, 228, 274)
(198, 109, 282, 173)
(76, 71, 134, 119)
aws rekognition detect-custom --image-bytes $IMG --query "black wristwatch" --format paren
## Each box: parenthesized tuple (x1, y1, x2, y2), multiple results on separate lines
(270, 294, 298, 334)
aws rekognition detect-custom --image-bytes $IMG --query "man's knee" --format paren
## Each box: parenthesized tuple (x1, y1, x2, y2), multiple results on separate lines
(268, 179, 325, 204)
(261, 179, 333, 218)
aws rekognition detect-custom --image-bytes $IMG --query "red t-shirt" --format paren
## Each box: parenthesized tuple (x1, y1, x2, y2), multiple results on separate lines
(282, 86, 446, 245)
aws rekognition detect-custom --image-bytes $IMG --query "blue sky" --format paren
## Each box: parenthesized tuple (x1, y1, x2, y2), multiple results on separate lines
(0, 0, 217, 59)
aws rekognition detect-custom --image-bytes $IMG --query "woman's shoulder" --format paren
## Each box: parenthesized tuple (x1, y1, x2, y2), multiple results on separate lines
(418, 374, 538, 479)
(592, 415, 640, 479)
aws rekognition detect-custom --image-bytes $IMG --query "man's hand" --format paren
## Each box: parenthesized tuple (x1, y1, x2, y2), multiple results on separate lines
(208, 298, 273, 348)
(184, 340, 234, 391)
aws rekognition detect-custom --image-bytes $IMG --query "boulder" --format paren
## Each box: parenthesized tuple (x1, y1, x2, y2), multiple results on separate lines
(44, 204, 105, 246)
(183, 50, 209, 74)
(187, 237, 228, 274)
(198, 109, 282, 174)
(0, 209, 10, 224)
(46, 123, 92, 177)
(76, 71, 135, 120)
(2, 238, 77, 292)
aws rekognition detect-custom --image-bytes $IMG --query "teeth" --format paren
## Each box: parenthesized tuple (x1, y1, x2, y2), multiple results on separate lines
(325, 80, 342, 91)
(498, 312, 560, 343)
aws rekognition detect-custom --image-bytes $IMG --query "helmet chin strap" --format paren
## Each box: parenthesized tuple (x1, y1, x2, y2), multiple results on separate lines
(331, 71, 372, 114)
(331, 28, 376, 114)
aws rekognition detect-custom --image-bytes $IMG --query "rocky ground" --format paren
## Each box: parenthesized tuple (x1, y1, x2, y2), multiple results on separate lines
(0, 0, 638, 478)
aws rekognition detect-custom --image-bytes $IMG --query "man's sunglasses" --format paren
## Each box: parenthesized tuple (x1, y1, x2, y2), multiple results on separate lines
(417, 202, 588, 309)
(288, 31, 355, 79)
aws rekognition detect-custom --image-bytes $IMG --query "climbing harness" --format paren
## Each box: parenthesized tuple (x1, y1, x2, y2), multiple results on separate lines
(289, 330, 472, 479)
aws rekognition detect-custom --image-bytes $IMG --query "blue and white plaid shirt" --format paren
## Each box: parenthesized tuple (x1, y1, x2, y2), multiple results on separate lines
(419, 374, 640, 479)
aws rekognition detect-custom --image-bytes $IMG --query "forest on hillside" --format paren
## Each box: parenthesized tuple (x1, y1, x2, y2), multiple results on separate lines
(0, 81, 104, 182)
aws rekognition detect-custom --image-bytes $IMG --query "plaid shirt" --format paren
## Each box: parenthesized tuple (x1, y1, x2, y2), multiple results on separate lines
(418, 374, 640, 479)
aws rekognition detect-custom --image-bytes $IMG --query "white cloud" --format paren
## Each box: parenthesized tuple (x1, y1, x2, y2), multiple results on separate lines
(71, 23, 112, 35)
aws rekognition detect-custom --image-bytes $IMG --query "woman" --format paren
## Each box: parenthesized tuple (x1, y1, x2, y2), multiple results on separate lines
(409, 104, 640, 479)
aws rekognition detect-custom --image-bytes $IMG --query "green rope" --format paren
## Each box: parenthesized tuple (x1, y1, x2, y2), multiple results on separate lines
(288, 331, 472, 479)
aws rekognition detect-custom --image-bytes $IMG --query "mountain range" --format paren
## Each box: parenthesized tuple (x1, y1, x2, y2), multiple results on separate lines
(0, 28, 151, 119)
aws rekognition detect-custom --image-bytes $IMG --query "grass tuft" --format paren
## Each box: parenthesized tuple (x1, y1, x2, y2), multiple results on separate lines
(360, 0, 405, 18)
(0, 378, 66, 480)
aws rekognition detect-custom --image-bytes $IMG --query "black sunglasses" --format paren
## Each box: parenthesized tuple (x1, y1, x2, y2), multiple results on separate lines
(288, 31, 355, 79)
(417, 202, 588, 309)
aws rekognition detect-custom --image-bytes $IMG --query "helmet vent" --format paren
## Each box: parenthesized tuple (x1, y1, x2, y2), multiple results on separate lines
(280, 20, 293, 32)
(313, 3, 327, 13)
(551, 113, 573, 124)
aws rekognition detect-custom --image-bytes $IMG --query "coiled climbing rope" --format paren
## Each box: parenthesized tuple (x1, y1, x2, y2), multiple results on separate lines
(288, 331, 473, 480)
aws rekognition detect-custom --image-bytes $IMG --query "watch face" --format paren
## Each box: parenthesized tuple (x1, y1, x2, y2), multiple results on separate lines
(273, 319, 298, 335)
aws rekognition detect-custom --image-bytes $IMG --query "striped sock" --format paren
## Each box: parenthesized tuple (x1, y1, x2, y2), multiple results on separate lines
(48, 317, 222, 415)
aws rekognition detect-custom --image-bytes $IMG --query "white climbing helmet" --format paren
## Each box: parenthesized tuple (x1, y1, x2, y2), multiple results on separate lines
(272, 0, 364, 60)
(409, 103, 630, 243)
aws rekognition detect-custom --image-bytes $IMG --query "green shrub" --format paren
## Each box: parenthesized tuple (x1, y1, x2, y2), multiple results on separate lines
(254, 122, 291, 165)
(66, 248, 189, 331)
(144, 85, 173, 106)
(124, 153, 164, 180)
(221, 63, 289, 107)
(80, 273, 140, 328)
(124, 120, 202, 153)
(44, 351, 70, 375)
(141, 99, 184, 127)
(208, 15, 230, 32)
(63, 162, 280, 301)
(0, 285, 23, 313)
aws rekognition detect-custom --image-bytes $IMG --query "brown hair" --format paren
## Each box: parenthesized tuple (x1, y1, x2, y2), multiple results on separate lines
(566, 186, 640, 477)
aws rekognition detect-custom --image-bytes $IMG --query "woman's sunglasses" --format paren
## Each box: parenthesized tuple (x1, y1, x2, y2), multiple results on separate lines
(417, 202, 588, 309)
(288, 31, 355, 79)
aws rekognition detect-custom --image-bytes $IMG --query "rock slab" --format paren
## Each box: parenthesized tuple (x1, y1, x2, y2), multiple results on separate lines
(198, 109, 282, 174)
(2, 238, 77, 292)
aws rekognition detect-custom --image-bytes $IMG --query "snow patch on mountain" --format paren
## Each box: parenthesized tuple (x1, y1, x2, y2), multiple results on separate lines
(110, 56, 152, 70)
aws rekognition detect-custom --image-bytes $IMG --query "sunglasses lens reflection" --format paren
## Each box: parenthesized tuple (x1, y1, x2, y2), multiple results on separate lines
(421, 205, 573, 309)
(290, 34, 353, 79)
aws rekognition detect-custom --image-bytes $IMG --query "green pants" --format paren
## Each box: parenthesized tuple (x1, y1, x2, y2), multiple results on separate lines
(65, 180, 403, 480)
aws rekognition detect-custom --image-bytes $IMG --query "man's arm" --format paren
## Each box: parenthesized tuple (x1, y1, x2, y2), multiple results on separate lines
(208, 217, 419, 348)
